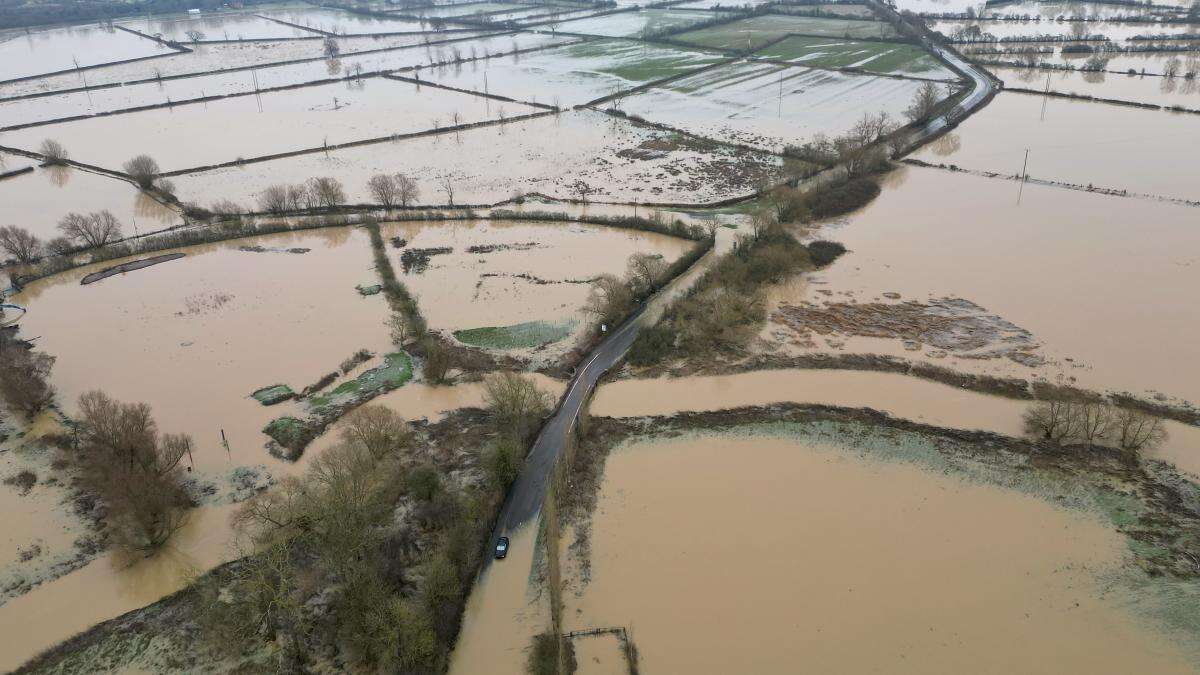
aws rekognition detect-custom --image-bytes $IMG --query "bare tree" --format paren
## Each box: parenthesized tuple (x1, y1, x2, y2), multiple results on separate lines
(1164, 56, 1182, 79)
(483, 372, 550, 443)
(58, 210, 122, 248)
(306, 176, 346, 208)
(258, 185, 290, 214)
(1076, 402, 1114, 443)
(626, 252, 667, 296)
(39, 139, 69, 164)
(904, 81, 942, 123)
(123, 154, 161, 189)
(75, 391, 193, 551)
(1022, 400, 1082, 443)
(324, 36, 341, 58)
(340, 405, 412, 460)
(396, 173, 419, 207)
(0, 340, 55, 417)
(0, 225, 43, 264)
(1113, 409, 1167, 454)
(440, 176, 455, 206)
(583, 273, 634, 327)
(367, 174, 399, 208)
(184, 29, 205, 42)
(45, 236, 74, 256)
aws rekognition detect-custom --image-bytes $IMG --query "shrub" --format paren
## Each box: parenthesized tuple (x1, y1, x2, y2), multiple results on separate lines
(406, 465, 442, 501)
(485, 437, 522, 489)
(123, 154, 161, 189)
(807, 240, 848, 267)
(483, 372, 551, 444)
(0, 339, 55, 417)
(628, 324, 675, 367)
(39, 139, 68, 164)
(802, 178, 881, 219)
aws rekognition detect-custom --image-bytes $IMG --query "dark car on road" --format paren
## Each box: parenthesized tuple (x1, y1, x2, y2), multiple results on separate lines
(494, 537, 509, 559)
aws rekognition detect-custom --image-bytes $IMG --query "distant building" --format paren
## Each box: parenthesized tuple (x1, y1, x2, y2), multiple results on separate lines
(187, 8, 201, 14)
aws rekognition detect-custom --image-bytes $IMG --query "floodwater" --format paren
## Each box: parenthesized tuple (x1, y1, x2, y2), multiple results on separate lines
(552, 9, 715, 38)
(260, 7, 425, 35)
(801, 165, 1200, 407)
(0, 155, 179, 240)
(0, 24, 170, 83)
(378, 219, 695, 335)
(120, 11, 320, 42)
(619, 60, 949, 151)
(912, 91, 1200, 201)
(929, 18, 1200, 41)
(171, 109, 782, 206)
(567, 433, 1197, 673)
(590, 369, 1200, 478)
(4, 76, 535, 173)
(448, 524, 548, 675)
(991, 66, 1200, 108)
(423, 38, 726, 107)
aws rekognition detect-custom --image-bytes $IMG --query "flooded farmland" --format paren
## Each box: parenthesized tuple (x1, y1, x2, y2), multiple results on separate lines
(3, 1, 1200, 672)
(565, 431, 1197, 673)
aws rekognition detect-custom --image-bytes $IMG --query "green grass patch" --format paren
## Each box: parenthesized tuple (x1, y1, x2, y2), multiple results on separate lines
(674, 14, 896, 51)
(564, 39, 726, 83)
(263, 416, 306, 448)
(250, 384, 295, 406)
(308, 352, 413, 411)
(755, 36, 948, 76)
(453, 319, 576, 350)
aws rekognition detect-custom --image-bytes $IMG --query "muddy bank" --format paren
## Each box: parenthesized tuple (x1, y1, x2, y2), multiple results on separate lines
(78, 252, 186, 285)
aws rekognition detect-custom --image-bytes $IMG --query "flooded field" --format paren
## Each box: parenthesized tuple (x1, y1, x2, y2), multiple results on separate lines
(754, 35, 959, 79)
(794, 165, 1200, 405)
(377, 219, 694, 340)
(0, 154, 179, 240)
(4, 76, 537, 172)
(972, 48, 1199, 77)
(619, 61, 950, 151)
(0, 24, 173, 83)
(675, 14, 898, 50)
(911, 92, 1200, 200)
(566, 430, 1196, 673)
(591, 369, 1200, 478)
(553, 8, 715, 37)
(260, 7, 427, 35)
(423, 38, 726, 106)
(118, 10, 322, 41)
(170, 109, 783, 207)
(991, 66, 1200, 108)
(930, 17, 1200, 41)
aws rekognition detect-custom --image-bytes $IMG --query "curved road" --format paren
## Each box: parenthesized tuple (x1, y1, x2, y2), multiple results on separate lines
(484, 26, 999, 560)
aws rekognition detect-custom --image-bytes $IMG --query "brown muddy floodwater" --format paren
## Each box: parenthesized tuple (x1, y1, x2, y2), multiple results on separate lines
(1, 216, 674, 669)
(803, 165, 1200, 408)
(910, 92, 1200, 201)
(591, 369, 1200, 478)
(567, 433, 1195, 673)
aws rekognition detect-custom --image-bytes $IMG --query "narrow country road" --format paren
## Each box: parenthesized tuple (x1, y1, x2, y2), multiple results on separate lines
(483, 26, 999, 562)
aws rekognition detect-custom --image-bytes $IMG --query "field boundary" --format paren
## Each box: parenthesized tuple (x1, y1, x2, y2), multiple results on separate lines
(1004, 86, 1200, 115)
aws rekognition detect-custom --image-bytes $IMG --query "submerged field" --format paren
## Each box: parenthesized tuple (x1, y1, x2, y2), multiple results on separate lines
(562, 422, 1200, 673)
(674, 14, 899, 51)
(0, 24, 174, 83)
(755, 35, 958, 79)
(911, 91, 1200, 201)
(618, 60, 951, 150)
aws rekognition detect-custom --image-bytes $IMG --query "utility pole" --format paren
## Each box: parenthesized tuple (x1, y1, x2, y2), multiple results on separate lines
(1020, 148, 1029, 180)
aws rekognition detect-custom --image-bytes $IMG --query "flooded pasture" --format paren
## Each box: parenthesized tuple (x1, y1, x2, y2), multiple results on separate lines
(552, 9, 716, 38)
(0, 24, 171, 83)
(911, 91, 1200, 200)
(259, 7, 426, 35)
(675, 14, 898, 50)
(3, 76, 538, 172)
(118, 10, 321, 42)
(170, 109, 783, 207)
(591, 369, 1200, 478)
(0, 155, 179, 240)
(794, 165, 1200, 406)
(754, 35, 958, 79)
(619, 60, 952, 151)
(990, 65, 1200, 108)
(566, 431, 1196, 673)
(423, 38, 727, 106)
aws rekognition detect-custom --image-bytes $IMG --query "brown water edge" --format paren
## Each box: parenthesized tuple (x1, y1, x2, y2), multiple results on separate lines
(800, 164, 1200, 407)
(592, 369, 1200, 478)
(567, 432, 1196, 674)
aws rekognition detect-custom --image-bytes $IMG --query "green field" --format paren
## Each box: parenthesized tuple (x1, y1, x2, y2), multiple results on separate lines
(308, 351, 413, 410)
(673, 14, 898, 51)
(562, 39, 727, 83)
(755, 36, 954, 78)
(453, 319, 576, 350)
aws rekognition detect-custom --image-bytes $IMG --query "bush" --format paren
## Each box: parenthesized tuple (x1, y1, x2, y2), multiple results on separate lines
(406, 465, 442, 501)
(628, 324, 675, 367)
(802, 178, 881, 220)
(0, 339, 55, 417)
(485, 437, 522, 489)
(807, 240, 848, 268)
(123, 155, 161, 189)
(483, 372, 551, 444)
(39, 139, 68, 164)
